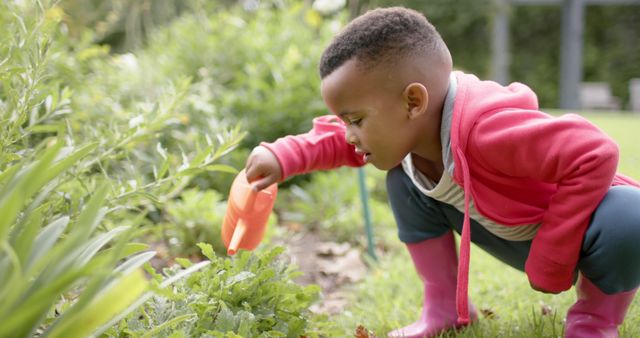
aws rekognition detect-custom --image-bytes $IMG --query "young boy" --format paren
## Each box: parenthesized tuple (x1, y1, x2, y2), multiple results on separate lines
(244, 7, 640, 337)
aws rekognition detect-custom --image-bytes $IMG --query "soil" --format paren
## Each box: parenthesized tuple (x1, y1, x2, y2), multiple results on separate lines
(274, 230, 369, 315)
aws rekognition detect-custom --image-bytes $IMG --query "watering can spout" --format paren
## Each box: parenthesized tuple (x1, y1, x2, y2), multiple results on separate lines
(227, 219, 247, 256)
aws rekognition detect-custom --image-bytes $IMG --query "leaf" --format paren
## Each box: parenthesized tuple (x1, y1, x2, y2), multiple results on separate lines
(156, 142, 168, 160)
(354, 325, 377, 338)
(480, 307, 499, 319)
(25, 226, 131, 327)
(190, 144, 215, 167)
(159, 261, 211, 289)
(213, 304, 235, 332)
(75, 226, 128, 266)
(197, 242, 216, 261)
(0, 275, 77, 336)
(157, 157, 170, 179)
(0, 141, 61, 241)
(166, 331, 188, 338)
(210, 140, 239, 162)
(46, 269, 149, 338)
(0, 163, 20, 186)
(174, 167, 202, 178)
(93, 261, 211, 336)
(26, 216, 69, 269)
(175, 258, 193, 268)
(27, 124, 60, 133)
(27, 185, 109, 289)
(114, 251, 156, 275)
(261, 246, 286, 265)
(225, 271, 255, 287)
(85, 243, 150, 272)
(29, 142, 98, 200)
(129, 191, 162, 205)
(236, 311, 256, 337)
(204, 164, 238, 174)
(71, 184, 109, 241)
(140, 314, 196, 338)
(10, 205, 44, 266)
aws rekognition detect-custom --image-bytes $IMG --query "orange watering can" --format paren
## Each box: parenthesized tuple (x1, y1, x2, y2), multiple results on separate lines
(221, 169, 278, 256)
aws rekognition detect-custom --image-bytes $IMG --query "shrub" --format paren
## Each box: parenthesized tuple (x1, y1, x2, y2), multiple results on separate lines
(0, 141, 152, 338)
(142, 1, 344, 149)
(107, 245, 322, 337)
(0, 2, 245, 336)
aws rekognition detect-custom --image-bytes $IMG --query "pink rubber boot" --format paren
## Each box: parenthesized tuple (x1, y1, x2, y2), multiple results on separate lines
(565, 274, 638, 338)
(388, 231, 477, 338)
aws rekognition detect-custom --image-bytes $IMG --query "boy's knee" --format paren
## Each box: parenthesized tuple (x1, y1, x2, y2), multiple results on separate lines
(586, 186, 640, 251)
(581, 186, 640, 292)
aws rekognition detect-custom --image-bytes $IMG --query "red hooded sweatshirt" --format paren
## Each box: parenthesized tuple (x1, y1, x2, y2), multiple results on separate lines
(261, 71, 640, 323)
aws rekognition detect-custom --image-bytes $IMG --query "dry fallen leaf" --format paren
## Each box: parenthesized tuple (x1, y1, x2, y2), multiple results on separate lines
(316, 249, 367, 283)
(541, 303, 553, 316)
(480, 307, 498, 319)
(355, 325, 377, 338)
(316, 241, 351, 256)
(284, 222, 303, 232)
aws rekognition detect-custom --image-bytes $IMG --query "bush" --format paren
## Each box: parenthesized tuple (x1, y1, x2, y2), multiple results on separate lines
(142, 1, 343, 149)
(0, 5, 152, 336)
(0, 2, 245, 336)
(107, 245, 322, 337)
(0, 142, 152, 338)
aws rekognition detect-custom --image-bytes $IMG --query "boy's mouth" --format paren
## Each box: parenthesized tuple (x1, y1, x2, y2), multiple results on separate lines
(355, 148, 371, 162)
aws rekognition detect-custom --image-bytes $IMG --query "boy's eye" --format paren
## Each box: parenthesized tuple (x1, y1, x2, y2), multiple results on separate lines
(348, 118, 362, 126)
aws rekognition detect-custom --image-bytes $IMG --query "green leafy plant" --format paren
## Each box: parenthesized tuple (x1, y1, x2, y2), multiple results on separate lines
(0, 140, 152, 338)
(0, 2, 246, 337)
(141, 1, 342, 149)
(162, 188, 227, 257)
(107, 244, 322, 337)
(0, 4, 153, 335)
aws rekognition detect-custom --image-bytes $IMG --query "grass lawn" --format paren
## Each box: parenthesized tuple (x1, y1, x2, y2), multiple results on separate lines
(327, 113, 640, 337)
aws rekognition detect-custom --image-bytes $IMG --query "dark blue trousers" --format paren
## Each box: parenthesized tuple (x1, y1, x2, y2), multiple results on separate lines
(386, 166, 640, 294)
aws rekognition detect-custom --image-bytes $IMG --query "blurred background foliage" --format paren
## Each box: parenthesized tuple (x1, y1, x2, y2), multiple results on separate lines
(0, 1, 344, 336)
(369, 0, 640, 107)
(50, 0, 640, 193)
(58, 0, 640, 112)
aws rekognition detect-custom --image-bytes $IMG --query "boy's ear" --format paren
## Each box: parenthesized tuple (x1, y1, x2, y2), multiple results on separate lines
(402, 83, 429, 119)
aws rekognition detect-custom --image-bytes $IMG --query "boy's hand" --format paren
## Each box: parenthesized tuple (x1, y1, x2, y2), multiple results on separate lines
(245, 146, 282, 191)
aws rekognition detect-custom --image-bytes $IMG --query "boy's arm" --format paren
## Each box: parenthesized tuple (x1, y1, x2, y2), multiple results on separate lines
(468, 110, 619, 293)
(259, 115, 366, 181)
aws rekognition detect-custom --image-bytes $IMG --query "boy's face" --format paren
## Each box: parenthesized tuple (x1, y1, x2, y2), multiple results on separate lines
(320, 58, 423, 170)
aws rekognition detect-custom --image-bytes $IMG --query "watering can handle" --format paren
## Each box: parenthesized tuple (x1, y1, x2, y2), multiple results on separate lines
(241, 187, 258, 211)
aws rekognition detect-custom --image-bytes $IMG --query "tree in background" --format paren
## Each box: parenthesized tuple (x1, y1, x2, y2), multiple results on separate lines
(364, 0, 640, 109)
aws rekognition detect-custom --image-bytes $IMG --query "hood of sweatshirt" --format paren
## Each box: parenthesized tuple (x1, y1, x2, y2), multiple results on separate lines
(449, 71, 540, 324)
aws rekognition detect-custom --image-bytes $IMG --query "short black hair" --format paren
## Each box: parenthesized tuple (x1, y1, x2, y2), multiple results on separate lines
(319, 7, 444, 78)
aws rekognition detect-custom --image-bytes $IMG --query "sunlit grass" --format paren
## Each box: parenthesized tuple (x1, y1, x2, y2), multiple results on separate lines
(329, 113, 640, 337)
(580, 113, 640, 178)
